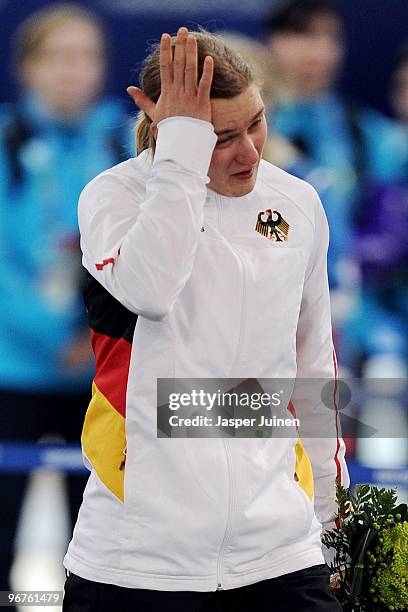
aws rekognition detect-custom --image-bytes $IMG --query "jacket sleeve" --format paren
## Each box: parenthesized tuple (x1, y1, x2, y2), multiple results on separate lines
(290, 184, 350, 561)
(78, 116, 217, 321)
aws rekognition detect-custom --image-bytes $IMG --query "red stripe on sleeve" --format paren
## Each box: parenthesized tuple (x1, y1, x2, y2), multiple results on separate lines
(332, 349, 342, 485)
(95, 257, 115, 271)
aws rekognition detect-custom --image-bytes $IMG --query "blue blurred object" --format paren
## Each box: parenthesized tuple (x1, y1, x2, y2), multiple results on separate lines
(0, 442, 406, 492)
(356, 182, 408, 279)
(342, 180, 408, 367)
(269, 93, 408, 290)
(0, 94, 131, 392)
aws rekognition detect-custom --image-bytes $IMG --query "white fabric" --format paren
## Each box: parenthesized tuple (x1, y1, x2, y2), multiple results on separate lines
(63, 116, 349, 591)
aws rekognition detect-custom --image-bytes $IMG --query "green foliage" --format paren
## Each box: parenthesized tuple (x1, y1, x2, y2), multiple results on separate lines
(322, 482, 408, 611)
(371, 522, 408, 610)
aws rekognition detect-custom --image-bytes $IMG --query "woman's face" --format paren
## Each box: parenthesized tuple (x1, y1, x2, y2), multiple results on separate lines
(208, 85, 267, 197)
(21, 18, 105, 118)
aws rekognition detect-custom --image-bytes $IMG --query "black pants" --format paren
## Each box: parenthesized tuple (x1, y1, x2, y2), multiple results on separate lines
(0, 389, 90, 611)
(63, 564, 342, 612)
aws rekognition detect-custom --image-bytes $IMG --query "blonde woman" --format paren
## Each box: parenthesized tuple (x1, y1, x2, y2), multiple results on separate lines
(0, 5, 129, 605)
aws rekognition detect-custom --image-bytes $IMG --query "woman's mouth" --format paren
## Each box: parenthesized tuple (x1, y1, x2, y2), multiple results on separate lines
(232, 168, 254, 180)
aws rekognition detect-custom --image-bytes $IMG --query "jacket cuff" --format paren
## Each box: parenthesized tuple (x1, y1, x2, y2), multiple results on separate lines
(154, 116, 217, 177)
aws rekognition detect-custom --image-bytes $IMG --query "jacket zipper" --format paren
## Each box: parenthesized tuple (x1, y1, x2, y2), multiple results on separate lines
(215, 192, 223, 230)
(214, 194, 248, 374)
(213, 195, 241, 590)
(216, 438, 234, 590)
(229, 247, 247, 373)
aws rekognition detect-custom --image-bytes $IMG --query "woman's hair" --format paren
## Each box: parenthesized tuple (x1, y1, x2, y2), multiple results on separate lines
(393, 44, 408, 78)
(12, 3, 106, 74)
(136, 29, 258, 155)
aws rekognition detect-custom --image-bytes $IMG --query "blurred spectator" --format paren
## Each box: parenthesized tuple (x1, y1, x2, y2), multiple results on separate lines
(263, 0, 408, 386)
(0, 3, 130, 603)
(263, 1, 408, 468)
(342, 44, 408, 375)
(264, 0, 408, 314)
(348, 46, 408, 471)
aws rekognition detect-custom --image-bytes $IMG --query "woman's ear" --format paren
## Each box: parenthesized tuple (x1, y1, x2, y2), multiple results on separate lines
(150, 122, 158, 141)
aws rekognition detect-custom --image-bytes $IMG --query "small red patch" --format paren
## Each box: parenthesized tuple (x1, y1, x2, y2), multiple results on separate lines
(95, 257, 115, 271)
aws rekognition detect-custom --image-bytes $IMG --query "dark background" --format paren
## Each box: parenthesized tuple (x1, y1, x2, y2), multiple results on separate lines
(0, 0, 406, 117)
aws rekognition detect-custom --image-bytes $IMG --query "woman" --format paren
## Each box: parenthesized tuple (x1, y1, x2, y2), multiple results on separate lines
(63, 27, 348, 611)
(0, 4, 129, 604)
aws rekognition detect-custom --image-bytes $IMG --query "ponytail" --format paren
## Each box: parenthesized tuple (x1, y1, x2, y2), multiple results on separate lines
(135, 111, 154, 155)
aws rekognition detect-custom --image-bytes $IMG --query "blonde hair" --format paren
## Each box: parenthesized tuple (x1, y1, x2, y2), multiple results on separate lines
(13, 3, 105, 73)
(136, 29, 258, 155)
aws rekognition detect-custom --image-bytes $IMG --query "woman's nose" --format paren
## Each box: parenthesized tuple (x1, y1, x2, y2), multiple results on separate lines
(236, 137, 259, 166)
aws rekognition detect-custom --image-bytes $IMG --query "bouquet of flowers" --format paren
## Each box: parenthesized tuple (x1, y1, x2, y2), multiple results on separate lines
(322, 483, 408, 611)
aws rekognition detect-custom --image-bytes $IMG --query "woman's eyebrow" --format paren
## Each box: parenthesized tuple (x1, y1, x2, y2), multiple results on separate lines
(215, 107, 265, 136)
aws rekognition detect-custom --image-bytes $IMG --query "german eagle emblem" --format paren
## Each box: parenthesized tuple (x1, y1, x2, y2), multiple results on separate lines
(255, 209, 290, 242)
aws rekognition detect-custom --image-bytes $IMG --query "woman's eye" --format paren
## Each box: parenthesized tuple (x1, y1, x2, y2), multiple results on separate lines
(250, 119, 262, 129)
(216, 137, 233, 147)
(216, 118, 263, 146)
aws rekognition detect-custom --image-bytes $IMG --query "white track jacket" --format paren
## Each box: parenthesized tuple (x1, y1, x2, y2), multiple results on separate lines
(63, 116, 349, 591)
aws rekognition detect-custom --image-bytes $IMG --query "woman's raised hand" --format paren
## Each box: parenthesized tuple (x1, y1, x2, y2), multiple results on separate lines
(127, 27, 214, 129)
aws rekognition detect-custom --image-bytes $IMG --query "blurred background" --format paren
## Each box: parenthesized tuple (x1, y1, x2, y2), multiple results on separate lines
(0, 0, 407, 610)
